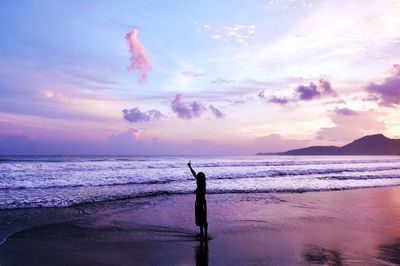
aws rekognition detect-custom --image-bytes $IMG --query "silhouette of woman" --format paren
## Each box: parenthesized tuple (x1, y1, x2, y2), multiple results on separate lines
(188, 160, 208, 238)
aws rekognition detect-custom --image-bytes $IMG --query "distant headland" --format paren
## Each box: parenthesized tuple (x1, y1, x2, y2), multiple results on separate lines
(257, 134, 400, 155)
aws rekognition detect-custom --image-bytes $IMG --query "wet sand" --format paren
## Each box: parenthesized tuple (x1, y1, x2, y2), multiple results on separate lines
(2, 187, 400, 265)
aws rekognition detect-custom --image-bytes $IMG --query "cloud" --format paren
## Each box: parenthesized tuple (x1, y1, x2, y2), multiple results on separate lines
(269, 96, 289, 105)
(258, 90, 266, 99)
(211, 78, 235, 85)
(365, 64, 400, 107)
(316, 109, 386, 142)
(319, 78, 337, 97)
(209, 105, 225, 119)
(200, 24, 257, 45)
(334, 107, 357, 116)
(181, 71, 204, 77)
(122, 107, 162, 123)
(225, 100, 245, 105)
(268, 0, 314, 11)
(266, 79, 337, 105)
(295, 82, 320, 100)
(243, 0, 400, 78)
(125, 28, 151, 83)
(191, 101, 206, 117)
(111, 128, 141, 141)
(171, 94, 206, 119)
(170, 94, 225, 119)
(391, 64, 400, 76)
(253, 134, 310, 153)
(258, 89, 291, 104)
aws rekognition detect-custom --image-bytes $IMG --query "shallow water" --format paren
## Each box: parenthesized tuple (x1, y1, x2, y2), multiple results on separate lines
(2, 188, 400, 265)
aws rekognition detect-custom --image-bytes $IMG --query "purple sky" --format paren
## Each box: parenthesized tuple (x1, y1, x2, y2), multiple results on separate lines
(1, 0, 400, 155)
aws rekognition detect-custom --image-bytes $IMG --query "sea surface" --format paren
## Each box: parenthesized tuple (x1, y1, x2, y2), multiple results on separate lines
(1, 155, 400, 209)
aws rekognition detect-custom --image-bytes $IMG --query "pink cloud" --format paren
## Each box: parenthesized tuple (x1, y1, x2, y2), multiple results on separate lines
(316, 109, 386, 142)
(125, 28, 151, 83)
(253, 134, 309, 153)
(112, 128, 141, 141)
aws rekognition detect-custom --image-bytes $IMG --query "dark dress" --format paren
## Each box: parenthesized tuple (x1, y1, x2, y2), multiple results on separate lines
(195, 187, 207, 226)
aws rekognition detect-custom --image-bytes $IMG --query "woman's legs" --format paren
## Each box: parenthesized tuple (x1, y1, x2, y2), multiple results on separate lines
(197, 199, 208, 238)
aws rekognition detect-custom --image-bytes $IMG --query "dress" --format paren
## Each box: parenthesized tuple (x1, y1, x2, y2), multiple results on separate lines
(195, 187, 207, 226)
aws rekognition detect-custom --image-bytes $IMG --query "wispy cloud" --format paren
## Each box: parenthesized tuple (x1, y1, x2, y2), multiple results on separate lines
(122, 107, 162, 123)
(200, 24, 257, 46)
(268, 0, 314, 11)
(239, 0, 400, 79)
(125, 28, 151, 82)
(211, 78, 236, 85)
(181, 71, 204, 77)
(170, 62, 204, 88)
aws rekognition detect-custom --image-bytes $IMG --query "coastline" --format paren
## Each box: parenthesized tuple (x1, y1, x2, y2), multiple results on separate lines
(1, 186, 400, 265)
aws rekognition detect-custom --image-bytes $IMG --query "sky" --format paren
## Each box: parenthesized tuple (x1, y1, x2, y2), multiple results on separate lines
(1, 0, 400, 155)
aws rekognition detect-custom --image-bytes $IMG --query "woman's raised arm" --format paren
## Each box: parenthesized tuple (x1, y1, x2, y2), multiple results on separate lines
(187, 160, 197, 179)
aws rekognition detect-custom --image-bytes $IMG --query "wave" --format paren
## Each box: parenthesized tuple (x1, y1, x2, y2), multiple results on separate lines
(320, 174, 400, 180)
(212, 165, 400, 180)
(2, 183, 399, 210)
(0, 177, 190, 190)
(121, 158, 400, 169)
(2, 165, 400, 190)
(2, 155, 400, 210)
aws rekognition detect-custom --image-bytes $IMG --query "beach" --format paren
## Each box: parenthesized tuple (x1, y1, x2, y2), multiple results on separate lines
(2, 186, 400, 265)
(2, 0, 400, 265)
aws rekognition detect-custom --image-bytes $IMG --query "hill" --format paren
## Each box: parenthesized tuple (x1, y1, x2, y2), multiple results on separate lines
(257, 134, 400, 155)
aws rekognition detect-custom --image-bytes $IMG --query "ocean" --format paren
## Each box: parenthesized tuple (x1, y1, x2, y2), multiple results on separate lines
(1, 155, 400, 209)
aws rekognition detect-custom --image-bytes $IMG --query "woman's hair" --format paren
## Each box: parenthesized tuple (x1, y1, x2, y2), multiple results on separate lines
(197, 172, 205, 179)
(197, 172, 206, 188)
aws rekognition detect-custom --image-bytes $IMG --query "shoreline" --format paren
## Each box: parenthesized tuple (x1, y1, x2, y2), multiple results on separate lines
(1, 186, 400, 265)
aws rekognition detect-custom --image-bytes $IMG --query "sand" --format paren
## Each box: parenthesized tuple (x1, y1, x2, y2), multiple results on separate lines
(2, 187, 400, 265)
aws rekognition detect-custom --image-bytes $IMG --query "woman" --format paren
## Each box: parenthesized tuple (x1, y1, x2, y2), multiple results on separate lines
(187, 160, 208, 238)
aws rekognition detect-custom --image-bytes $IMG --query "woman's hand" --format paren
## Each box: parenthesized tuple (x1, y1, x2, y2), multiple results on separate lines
(187, 160, 191, 168)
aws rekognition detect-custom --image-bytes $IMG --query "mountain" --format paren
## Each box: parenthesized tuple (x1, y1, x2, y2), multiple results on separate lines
(257, 134, 400, 155)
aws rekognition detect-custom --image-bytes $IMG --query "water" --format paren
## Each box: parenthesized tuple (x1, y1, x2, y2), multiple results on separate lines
(1, 155, 400, 209)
